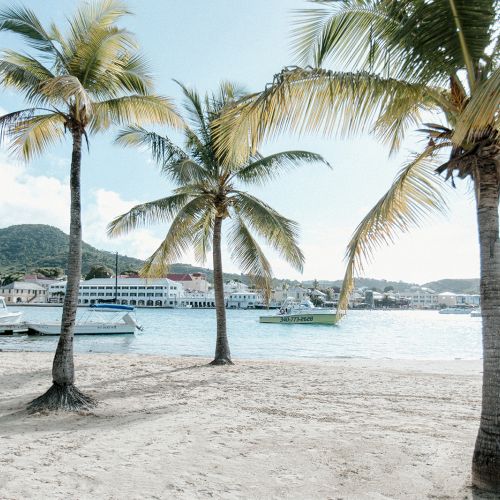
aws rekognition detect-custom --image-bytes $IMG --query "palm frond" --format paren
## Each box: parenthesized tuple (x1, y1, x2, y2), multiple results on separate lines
(107, 193, 193, 237)
(291, 1, 402, 72)
(115, 126, 209, 184)
(228, 214, 273, 297)
(192, 208, 215, 264)
(236, 150, 330, 185)
(336, 145, 449, 320)
(174, 80, 211, 143)
(0, 50, 55, 105)
(7, 112, 66, 160)
(217, 68, 435, 161)
(89, 95, 182, 133)
(231, 192, 304, 272)
(140, 196, 210, 277)
(39, 76, 93, 117)
(67, 0, 131, 48)
(453, 67, 500, 145)
(0, 5, 64, 59)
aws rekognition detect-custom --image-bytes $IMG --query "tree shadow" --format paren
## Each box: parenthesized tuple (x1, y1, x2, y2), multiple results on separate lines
(470, 487, 500, 499)
(0, 362, 218, 437)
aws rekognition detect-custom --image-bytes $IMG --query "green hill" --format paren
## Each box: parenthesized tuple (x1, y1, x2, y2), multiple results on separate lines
(0, 224, 247, 282)
(0, 224, 143, 274)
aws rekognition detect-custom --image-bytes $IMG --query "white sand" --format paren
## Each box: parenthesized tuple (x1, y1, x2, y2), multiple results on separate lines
(0, 353, 491, 499)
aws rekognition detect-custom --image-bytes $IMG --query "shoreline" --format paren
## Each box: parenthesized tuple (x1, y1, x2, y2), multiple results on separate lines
(0, 352, 486, 499)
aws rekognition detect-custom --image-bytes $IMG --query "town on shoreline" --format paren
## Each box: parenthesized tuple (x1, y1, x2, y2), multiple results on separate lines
(1, 270, 480, 311)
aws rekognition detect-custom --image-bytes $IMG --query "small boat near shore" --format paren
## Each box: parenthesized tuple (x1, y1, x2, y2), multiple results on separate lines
(0, 296, 22, 325)
(439, 307, 473, 315)
(259, 298, 337, 325)
(27, 304, 142, 335)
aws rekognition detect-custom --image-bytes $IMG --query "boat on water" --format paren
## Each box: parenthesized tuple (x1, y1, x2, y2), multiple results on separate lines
(439, 307, 473, 315)
(0, 296, 22, 325)
(259, 297, 337, 325)
(27, 304, 142, 335)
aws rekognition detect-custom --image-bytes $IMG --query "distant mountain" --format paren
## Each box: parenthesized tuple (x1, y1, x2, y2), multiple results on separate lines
(0, 224, 143, 274)
(0, 224, 247, 282)
(421, 278, 480, 294)
(303, 277, 479, 294)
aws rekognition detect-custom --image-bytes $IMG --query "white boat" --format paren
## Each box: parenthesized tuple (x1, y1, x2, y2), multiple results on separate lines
(27, 304, 142, 335)
(259, 297, 337, 325)
(0, 296, 22, 325)
(470, 309, 482, 317)
(439, 307, 473, 315)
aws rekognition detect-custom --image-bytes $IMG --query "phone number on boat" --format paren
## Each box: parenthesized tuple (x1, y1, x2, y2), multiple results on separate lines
(279, 316, 314, 323)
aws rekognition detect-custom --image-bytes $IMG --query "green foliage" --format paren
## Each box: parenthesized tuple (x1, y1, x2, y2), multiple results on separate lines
(85, 264, 113, 280)
(0, 224, 142, 274)
(33, 267, 64, 278)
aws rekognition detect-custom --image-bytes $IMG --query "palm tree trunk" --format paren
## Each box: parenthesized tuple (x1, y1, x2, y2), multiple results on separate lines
(28, 128, 95, 412)
(471, 147, 500, 491)
(210, 215, 233, 365)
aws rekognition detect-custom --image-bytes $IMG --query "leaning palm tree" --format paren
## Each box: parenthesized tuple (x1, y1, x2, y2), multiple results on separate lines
(108, 81, 329, 364)
(217, 0, 499, 491)
(0, 0, 180, 411)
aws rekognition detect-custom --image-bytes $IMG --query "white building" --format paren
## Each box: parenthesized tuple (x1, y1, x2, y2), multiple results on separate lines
(404, 287, 439, 309)
(437, 292, 481, 307)
(226, 292, 263, 309)
(48, 278, 183, 307)
(224, 280, 249, 294)
(167, 272, 209, 293)
(0, 281, 47, 303)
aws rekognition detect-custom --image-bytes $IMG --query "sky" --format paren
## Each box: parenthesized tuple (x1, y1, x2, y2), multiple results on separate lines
(0, 0, 481, 284)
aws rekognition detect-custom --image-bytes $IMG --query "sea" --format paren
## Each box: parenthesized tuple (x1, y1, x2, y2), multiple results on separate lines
(0, 306, 482, 360)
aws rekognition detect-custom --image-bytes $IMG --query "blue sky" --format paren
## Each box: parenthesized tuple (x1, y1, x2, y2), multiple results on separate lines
(0, 0, 479, 283)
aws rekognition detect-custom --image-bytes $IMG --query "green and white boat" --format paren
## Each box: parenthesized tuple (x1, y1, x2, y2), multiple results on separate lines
(259, 298, 337, 325)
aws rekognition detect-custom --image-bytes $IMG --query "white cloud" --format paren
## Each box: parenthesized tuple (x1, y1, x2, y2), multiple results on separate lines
(0, 159, 70, 230)
(83, 188, 164, 260)
(0, 159, 165, 262)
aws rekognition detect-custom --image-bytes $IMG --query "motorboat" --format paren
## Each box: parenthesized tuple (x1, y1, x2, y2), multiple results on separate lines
(0, 296, 22, 325)
(259, 297, 337, 325)
(439, 307, 473, 315)
(27, 304, 142, 335)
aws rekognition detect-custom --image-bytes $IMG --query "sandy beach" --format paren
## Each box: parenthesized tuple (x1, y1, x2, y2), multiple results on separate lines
(0, 352, 491, 499)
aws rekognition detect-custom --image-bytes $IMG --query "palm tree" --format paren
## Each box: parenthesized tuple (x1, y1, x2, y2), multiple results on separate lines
(217, 0, 499, 491)
(108, 81, 329, 364)
(0, 0, 180, 411)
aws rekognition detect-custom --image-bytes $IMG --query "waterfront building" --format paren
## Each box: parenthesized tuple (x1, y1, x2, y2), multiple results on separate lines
(0, 281, 47, 303)
(48, 278, 183, 307)
(437, 292, 481, 307)
(403, 287, 439, 309)
(167, 272, 209, 293)
(224, 280, 250, 294)
(226, 292, 263, 309)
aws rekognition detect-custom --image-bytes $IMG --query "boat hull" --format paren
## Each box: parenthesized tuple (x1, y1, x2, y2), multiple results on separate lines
(27, 322, 136, 335)
(259, 313, 336, 325)
(0, 312, 22, 325)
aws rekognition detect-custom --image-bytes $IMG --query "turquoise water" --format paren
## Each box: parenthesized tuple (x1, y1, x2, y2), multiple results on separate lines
(0, 306, 482, 360)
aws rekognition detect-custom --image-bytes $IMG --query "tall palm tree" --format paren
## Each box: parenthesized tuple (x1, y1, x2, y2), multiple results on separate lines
(217, 0, 499, 491)
(108, 81, 329, 364)
(0, 0, 180, 411)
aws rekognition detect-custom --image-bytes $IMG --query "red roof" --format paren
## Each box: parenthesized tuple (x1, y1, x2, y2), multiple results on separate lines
(167, 273, 193, 282)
